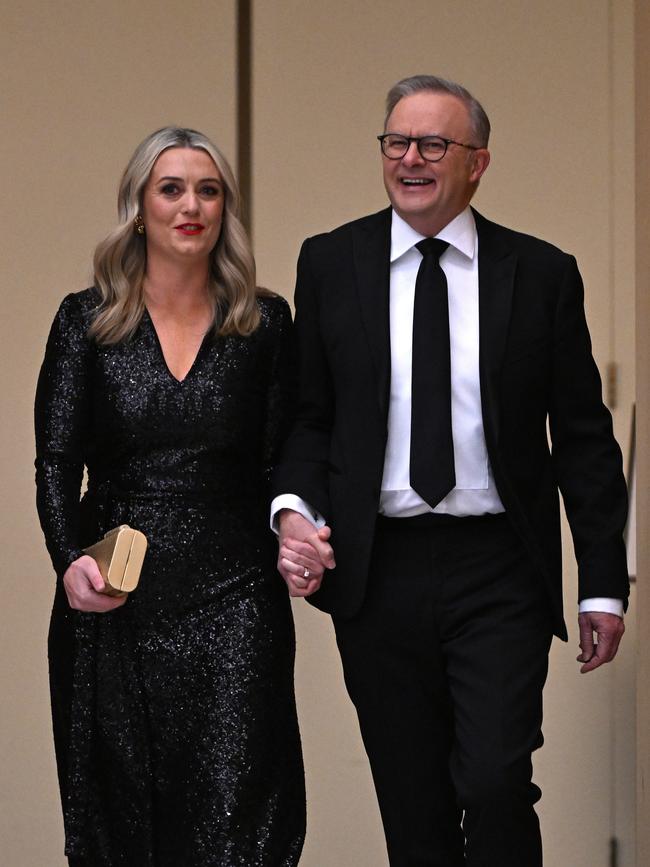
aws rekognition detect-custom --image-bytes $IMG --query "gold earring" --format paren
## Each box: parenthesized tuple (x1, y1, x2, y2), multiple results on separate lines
(134, 215, 145, 235)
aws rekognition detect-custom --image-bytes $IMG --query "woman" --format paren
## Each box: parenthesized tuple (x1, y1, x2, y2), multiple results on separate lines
(35, 127, 306, 866)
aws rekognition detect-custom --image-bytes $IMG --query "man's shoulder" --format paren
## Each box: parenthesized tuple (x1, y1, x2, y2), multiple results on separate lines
(302, 208, 391, 251)
(473, 209, 575, 265)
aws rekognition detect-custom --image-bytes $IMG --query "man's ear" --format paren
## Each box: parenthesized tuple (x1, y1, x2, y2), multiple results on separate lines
(469, 148, 491, 184)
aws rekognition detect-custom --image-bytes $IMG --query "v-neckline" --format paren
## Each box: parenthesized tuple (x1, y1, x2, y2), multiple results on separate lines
(144, 308, 210, 385)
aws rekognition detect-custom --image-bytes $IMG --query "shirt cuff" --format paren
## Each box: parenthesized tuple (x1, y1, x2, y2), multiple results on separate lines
(578, 597, 624, 617)
(270, 494, 326, 534)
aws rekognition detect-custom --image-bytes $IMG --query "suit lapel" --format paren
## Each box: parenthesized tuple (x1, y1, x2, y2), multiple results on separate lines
(474, 209, 517, 443)
(348, 207, 517, 438)
(351, 208, 392, 420)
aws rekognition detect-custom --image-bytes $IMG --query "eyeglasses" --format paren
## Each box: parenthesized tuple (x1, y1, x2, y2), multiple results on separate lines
(377, 133, 479, 162)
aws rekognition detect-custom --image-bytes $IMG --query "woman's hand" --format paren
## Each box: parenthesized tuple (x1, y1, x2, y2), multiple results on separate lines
(62, 555, 127, 613)
(278, 511, 336, 597)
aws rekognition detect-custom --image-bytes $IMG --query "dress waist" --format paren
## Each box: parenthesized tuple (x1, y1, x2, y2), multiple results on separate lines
(87, 479, 225, 507)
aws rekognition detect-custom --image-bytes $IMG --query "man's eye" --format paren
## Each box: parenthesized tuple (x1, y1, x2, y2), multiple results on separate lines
(421, 139, 445, 154)
(384, 138, 408, 154)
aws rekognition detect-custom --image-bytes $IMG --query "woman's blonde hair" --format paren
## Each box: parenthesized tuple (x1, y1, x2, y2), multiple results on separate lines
(89, 126, 258, 344)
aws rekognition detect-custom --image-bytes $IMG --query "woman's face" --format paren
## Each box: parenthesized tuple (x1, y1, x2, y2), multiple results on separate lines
(141, 147, 225, 266)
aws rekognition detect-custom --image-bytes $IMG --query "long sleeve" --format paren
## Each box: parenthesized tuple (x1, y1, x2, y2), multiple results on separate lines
(259, 295, 298, 491)
(549, 257, 629, 605)
(271, 239, 337, 520)
(35, 293, 94, 578)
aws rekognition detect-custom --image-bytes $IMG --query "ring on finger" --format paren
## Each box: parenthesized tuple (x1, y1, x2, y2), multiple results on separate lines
(303, 568, 310, 579)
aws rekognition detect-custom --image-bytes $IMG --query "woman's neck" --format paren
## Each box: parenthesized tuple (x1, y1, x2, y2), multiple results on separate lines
(143, 259, 211, 314)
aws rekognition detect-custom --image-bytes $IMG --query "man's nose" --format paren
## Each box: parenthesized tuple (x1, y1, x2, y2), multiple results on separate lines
(402, 140, 425, 166)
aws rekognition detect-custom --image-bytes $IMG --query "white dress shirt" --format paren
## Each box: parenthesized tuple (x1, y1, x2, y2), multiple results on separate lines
(271, 207, 623, 617)
(381, 208, 503, 517)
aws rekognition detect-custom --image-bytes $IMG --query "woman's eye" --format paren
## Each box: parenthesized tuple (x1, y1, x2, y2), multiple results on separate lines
(200, 185, 220, 197)
(161, 183, 180, 195)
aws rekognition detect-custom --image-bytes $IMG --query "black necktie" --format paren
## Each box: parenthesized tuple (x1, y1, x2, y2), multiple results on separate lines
(409, 238, 455, 508)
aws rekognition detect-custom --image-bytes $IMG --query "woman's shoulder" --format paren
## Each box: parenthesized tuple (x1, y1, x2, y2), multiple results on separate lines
(47, 288, 101, 349)
(255, 290, 292, 330)
(252, 292, 294, 355)
(55, 287, 101, 322)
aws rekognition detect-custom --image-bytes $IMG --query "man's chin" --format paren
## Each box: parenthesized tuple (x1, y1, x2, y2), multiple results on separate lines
(391, 201, 444, 235)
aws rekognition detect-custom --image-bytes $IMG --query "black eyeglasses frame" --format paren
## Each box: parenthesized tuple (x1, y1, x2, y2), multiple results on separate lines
(377, 133, 480, 162)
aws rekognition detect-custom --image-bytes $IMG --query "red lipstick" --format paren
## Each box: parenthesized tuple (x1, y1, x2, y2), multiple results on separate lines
(175, 223, 205, 235)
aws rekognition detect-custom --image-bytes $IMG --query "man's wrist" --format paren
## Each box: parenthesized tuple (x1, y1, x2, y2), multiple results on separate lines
(270, 494, 325, 534)
(578, 597, 624, 617)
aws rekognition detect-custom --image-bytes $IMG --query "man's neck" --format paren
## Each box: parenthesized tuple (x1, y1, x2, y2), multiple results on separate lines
(394, 205, 469, 238)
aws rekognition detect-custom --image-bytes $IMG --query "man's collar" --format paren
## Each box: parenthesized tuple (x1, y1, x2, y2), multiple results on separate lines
(390, 207, 477, 263)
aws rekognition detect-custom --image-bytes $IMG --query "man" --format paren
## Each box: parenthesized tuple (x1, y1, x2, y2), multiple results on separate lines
(272, 75, 628, 866)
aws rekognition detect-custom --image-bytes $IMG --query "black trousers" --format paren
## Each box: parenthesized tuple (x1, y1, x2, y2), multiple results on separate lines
(333, 513, 553, 867)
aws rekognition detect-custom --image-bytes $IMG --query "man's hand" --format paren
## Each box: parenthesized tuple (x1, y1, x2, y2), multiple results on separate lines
(277, 509, 336, 597)
(577, 611, 625, 673)
(62, 555, 127, 613)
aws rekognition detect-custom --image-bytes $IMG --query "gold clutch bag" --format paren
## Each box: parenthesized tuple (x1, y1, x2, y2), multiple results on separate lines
(83, 525, 148, 596)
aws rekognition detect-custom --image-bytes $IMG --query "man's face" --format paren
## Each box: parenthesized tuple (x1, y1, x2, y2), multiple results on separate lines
(381, 92, 490, 235)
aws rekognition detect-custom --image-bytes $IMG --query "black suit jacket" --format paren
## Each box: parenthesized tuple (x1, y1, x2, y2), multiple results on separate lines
(273, 207, 629, 639)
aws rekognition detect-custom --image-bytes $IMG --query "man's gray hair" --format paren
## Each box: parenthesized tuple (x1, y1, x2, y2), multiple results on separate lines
(384, 75, 490, 148)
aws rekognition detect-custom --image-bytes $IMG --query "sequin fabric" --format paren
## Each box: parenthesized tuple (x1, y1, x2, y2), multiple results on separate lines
(35, 289, 305, 866)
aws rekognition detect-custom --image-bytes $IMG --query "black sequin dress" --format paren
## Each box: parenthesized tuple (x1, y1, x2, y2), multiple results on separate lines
(34, 289, 305, 866)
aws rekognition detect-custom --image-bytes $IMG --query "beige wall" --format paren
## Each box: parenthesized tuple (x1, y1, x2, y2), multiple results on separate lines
(0, 2, 640, 865)
(635, 1, 650, 864)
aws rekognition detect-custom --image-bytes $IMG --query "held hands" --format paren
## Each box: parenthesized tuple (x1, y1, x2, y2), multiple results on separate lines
(62, 555, 127, 613)
(277, 509, 336, 597)
(577, 611, 625, 673)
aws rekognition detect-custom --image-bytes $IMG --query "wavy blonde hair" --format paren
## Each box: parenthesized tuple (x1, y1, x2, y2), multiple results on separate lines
(89, 127, 259, 344)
